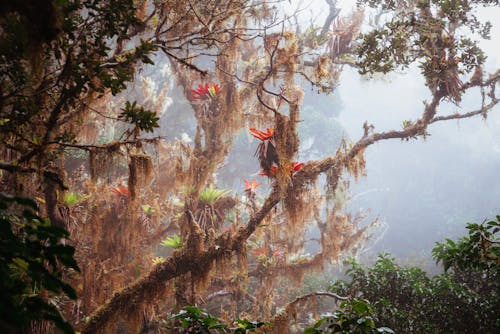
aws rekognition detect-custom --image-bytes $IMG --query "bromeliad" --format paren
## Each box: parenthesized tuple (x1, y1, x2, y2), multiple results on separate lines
(259, 162, 303, 178)
(259, 165, 278, 177)
(190, 83, 221, 100)
(250, 127, 279, 174)
(110, 185, 130, 197)
(292, 162, 304, 173)
(244, 179, 261, 193)
(244, 179, 261, 203)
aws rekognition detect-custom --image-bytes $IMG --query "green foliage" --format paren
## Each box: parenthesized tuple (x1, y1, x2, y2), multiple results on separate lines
(232, 318, 269, 333)
(141, 204, 156, 215)
(161, 234, 183, 249)
(171, 306, 268, 333)
(173, 306, 227, 332)
(355, 0, 492, 100)
(0, 194, 80, 333)
(199, 187, 231, 204)
(119, 101, 160, 133)
(432, 215, 499, 272)
(305, 299, 394, 334)
(63, 191, 88, 208)
(328, 217, 500, 333)
(0, 0, 157, 158)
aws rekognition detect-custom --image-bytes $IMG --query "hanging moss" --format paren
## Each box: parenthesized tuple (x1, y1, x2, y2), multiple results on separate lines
(128, 154, 153, 199)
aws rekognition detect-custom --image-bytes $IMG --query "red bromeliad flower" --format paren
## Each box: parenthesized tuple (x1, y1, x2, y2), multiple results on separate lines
(249, 127, 273, 141)
(244, 179, 262, 192)
(190, 83, 221, 100)
(259, 165, 278, 177)
(293, 162, 304, 173)
(110, 185, 130, 197)
(260, 162, 303, 178)
(250, 127, 278, 173)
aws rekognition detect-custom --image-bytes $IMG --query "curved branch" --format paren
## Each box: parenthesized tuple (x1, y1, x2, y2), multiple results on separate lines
(81, 186, 281, 333)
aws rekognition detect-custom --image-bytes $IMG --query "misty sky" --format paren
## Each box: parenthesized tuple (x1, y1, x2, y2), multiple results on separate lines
(329, 1, 500, 259)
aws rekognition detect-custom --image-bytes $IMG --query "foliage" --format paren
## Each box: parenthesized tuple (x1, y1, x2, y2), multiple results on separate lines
(152, 256, 166, 265)
(0, 0, 157, 147)
(0, 194, 79, 333)
(171, 306, 268, 333)
(305, 299, 393, 334)
(432, 215, 499, 272)
(356, 0, 495, 103)
(172, 306, 228, 333)
(160, 234, 183, 249)
(198, 187, 231, 205)
(63, 191, 88, 208)
(327, 218, 500, 334)
(119, 101, 160, 133)
(2, 0, 499, 332)
(141, 204, 156, 215)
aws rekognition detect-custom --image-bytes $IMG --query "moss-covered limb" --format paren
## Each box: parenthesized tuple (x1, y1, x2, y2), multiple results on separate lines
(298, 72, 499, 188)
(81, 186, 281, 333)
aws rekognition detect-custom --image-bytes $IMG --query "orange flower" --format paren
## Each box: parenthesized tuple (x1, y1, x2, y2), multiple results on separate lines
(249, 128, 273, 141)
(110, 185, 129, 196)
(244, 179, 262, 191)
(190, 83, 221, 100)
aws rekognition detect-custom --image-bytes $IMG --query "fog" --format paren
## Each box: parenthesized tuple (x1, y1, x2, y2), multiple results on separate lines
(327, 2, 500, 261)
(155, 0, 500, 262)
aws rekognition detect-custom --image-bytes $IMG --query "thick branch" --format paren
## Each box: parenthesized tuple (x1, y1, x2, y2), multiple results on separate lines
(81, 186, 281, 333)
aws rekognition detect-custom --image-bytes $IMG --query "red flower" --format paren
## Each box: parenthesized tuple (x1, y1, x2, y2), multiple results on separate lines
(244, 179, 262, 191)
(252, 247, 267, 257)
(190, 83, 221, 100)
(292, 162, 304, 173)
(260, 163, 303, 178)
(110, 185, 129, 196)
(259, 165, 278, 177)
(249, 128, 273, 141)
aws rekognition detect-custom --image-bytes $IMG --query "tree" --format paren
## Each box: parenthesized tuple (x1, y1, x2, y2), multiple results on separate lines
(320, 216, 499, 333)
(0, 0, 498, 333)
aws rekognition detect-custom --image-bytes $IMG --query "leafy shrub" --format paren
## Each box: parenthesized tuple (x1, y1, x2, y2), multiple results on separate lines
(327, 217, 500, 334)
(305, 299, 393, 334)
(0, 194, 79, 333)
(171, 306, 268, 333)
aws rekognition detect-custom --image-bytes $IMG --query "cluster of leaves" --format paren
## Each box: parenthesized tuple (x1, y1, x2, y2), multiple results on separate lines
(119, 101, 160, 133)
(432, 216, 499, 272)
(63, 191, 89, 208)
(0, 0, 158, 155)
(0, 194, 79, 333)
(171, 306, 268, 333)
(356, 0, 491, 79)
(325, 217, 500, 333)
(161, 234, 183, 249)
(305, 299, 393, 334)
(199, 187, 231, 205)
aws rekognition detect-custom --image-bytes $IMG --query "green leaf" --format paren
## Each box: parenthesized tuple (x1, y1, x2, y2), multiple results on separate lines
(160, 234, 182, 249)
